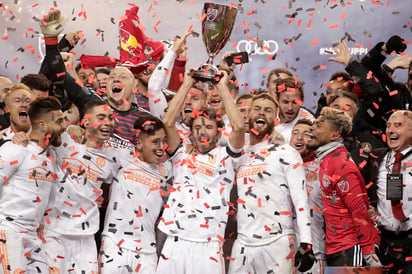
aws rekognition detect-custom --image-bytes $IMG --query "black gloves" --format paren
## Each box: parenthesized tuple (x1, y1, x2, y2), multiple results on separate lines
(294, 243, 315, 272)
(386, 35, 407, 54)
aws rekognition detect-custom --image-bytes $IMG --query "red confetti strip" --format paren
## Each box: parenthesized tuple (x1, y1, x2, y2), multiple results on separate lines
(261, 68, 270, 74)
(64, 201, 73, 207)
(389, 90, 398, 96)
(311, 39, 320, 46)
(10, 160, 18, 165)
(294, 99, 303, 106)
(117, 239, 124, 247)
(250, 128, 259, 135)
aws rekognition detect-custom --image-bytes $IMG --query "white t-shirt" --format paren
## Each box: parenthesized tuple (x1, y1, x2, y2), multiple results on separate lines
(45, 132, 120, 235)
(102, 158, 171, 253)
(236, 141, 312, 246)
(275, 108, 314, 144)
(0, 141, 56, 232)
(158, 144, 242, 242)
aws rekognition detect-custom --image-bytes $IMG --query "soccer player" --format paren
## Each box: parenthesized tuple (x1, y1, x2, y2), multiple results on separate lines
(100, 115, 172, 273)
(41, 99, 120, 273)
(290, 119, 326, 274)
(229, 93, 314, 274)
(156, 70, 245, 274)
(0, 96, 66, 273)
(306, 107, 381, 267)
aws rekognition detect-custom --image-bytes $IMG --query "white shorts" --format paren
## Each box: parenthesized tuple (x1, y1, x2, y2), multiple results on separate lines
(99, 236, 157, 274)
(156, 236, 225, 274)
(41, 227, 98, 274)
(228, 235, 297, 274)
(0, 227, 49, 273)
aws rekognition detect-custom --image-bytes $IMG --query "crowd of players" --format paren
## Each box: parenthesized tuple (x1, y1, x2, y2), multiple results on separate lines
(0, 7, 411, 274)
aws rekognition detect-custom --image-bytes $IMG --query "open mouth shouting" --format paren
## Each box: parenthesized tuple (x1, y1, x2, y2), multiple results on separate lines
(18, 111, 29, 122)
(254, 118, 266, 130)
(184, 108, 193, 114)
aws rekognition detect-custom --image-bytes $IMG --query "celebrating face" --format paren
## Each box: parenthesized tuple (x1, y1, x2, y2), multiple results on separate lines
(248, 98, 277, 137)
(278, 89, 302, 123)
(182, 87, 206, 126)
(386, 111, 412, 153)
(106, 67, 136, 110)
(290, 122, 313, 161)
(46, 109, 67, 147)
(306, 115, 336, 151)
(5, 88, 33, 132)
(84, 104, 115, 145)
(138, 128, 167, 164)
(192, 116, 220, 154)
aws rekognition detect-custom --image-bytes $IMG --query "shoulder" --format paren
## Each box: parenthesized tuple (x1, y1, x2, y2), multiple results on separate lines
(299, 108, 315, 121)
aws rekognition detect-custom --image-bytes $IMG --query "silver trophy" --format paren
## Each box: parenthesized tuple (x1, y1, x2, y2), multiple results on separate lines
(191, 3, 238, 83)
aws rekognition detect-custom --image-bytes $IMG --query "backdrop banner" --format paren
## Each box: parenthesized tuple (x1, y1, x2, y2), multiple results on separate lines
(0, 0, 410, 110)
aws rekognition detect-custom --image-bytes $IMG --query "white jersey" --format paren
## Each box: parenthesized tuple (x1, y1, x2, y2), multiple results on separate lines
(102, 158, 171, 253)
(302, 159, 325, 260)
(236, 141, 312, 246)
(175, 121, 193, 147)
(275, 108, 314, 144)
(0, 127, 14, 141)
(158, 144, 242, 242)
(45, 132, 120, 235)
(0, 141, 56, 232)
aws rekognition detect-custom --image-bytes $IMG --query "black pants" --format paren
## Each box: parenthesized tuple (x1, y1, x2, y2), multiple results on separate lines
(380, 227, 412, 274)
(326, 244, 365, 266)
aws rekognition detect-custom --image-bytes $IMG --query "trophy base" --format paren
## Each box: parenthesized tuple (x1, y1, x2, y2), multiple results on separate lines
(190, 64, 221, 84)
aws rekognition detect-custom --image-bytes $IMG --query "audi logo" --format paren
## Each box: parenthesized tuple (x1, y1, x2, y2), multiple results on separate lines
(236, 40, 279, 55)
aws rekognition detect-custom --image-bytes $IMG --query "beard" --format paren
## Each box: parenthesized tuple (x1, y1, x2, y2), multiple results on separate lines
(195, 134, 217, 154)
(305, 139, 320, 151)
(49, 132, 62, 147)
(249, 117, 274, 138)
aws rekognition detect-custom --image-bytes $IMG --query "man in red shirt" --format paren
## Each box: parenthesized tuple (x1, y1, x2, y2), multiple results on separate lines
(306, 107, 381, 267)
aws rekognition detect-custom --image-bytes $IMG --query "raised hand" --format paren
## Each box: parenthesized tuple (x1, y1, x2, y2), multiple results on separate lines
(39, 9, 67, 38)
(328, 41, 351, 67)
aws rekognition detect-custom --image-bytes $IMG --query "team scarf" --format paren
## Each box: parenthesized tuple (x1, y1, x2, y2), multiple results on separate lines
(315, 140, 344, 161)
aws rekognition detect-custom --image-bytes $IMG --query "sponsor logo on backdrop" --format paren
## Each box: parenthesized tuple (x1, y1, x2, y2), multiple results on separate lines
(319, 47, 368, 55)
(236, 40, 279, 55)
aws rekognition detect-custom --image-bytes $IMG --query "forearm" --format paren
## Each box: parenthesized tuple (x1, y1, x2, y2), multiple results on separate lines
(148, 50, 177, 119)
(163, 77, 192, 128)
(167, 59, 186, 92)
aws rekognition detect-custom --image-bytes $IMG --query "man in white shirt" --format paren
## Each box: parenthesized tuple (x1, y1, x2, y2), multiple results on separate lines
(274, 77, 314, 144)
(41, 99, 120, 273)
(229, 94, 314, 273)
(156, 70, 244, 274)
(100, 115, 172, 273)
(290, 119, 326, 274)
(229, 93, 314, 274)
(0, 96, 66, 273)
(365, 110, 412, 274)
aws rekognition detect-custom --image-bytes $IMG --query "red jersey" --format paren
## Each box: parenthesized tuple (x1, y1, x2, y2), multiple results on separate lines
(319, 146, 380, 255)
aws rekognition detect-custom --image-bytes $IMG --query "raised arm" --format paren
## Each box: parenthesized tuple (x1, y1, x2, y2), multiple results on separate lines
(163, 69, 196, 154)
(216, 71, 245, 149)
(148, 30, 191, 119)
